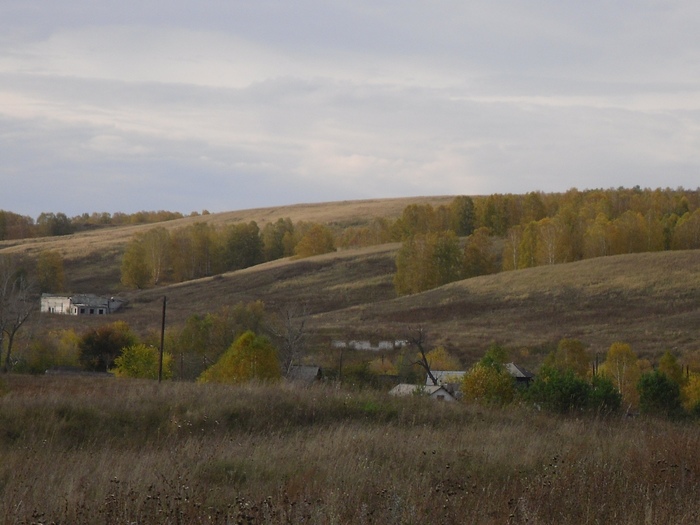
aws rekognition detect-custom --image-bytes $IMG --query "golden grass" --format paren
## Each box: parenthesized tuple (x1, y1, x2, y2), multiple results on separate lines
(2, 375, 700, 524)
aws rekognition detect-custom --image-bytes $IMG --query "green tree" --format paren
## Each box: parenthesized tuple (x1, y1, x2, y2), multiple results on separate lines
(198, 331, 280, 383)
(671, 210, 700, 249)
(223, 221, 263, 270)
(78, 321, 138, 372)
(525, 366, 591, 413)
(36, 212, 74, 237)
(112, 343, 172, 380)
(36, 250, 65, 293)
(294, 224, 336, 258)
(637, 370, 683, 418)
(449, 196, 476, 236)
(588, 375, 622, 414)
(262, 218, 295, 260)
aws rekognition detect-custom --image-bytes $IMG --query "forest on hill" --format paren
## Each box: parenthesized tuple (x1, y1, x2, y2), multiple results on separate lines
(103, 186, 700, 294)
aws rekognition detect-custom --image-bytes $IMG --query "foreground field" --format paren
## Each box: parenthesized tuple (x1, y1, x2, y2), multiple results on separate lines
(1, 375, 699, 524)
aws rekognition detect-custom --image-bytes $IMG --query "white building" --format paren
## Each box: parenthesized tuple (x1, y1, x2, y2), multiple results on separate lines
(41, 294, 124, 316)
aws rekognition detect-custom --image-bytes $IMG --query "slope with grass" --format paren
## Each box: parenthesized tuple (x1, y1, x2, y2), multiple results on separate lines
(3, 197, 700, 368)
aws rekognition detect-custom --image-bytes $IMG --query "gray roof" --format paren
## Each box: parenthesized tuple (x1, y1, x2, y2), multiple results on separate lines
(426, 370, 466, 386)
(389, 383, 456, 400)
(287, 365, 322, 382)
(505, 362, 535, 379)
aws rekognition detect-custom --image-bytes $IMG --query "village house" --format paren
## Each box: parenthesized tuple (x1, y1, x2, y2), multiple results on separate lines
(389, 383, 457, 401)
(40, 293, 124, 316)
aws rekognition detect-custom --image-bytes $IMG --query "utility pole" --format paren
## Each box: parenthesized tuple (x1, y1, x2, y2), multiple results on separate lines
(158, 296, 166, 383)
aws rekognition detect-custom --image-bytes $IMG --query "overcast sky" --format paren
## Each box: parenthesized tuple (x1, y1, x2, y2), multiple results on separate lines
(2, 1, 700, 219)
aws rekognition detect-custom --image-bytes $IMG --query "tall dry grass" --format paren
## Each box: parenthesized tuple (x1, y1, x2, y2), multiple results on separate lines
(2, 375, 700, 524)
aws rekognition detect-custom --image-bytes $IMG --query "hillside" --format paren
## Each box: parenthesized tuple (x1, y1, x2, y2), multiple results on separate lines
(3, 196, 700, 369)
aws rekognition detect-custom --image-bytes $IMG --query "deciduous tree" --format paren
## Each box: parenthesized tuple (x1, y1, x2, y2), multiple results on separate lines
(112, 343, 172, 380)
(294, 224, 336, 258)
(544, 339, 590, 379)
(198, 331, 280, 383)
(0, 256, 34, 373)
(78, 321, 138, 372)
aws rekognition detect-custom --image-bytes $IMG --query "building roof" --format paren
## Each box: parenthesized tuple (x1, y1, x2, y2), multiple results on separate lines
(287, 365, 322, 382)
(389, 383, 456, 400)
(426, 370, 466, 386)
(505, 362, 535, 379)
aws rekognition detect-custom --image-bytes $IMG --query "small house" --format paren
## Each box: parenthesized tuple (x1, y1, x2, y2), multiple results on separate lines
(389, 383, 456, 402)
(41, 293, 124, 316)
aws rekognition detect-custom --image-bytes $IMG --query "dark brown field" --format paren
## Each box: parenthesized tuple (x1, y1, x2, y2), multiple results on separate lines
(2, 374, 700, 524)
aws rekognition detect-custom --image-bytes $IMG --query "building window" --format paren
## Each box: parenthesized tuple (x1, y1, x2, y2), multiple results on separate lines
(80, 308, 86, 314)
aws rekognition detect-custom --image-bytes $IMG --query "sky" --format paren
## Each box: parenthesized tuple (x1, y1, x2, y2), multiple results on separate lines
(2, 1, 700, 219)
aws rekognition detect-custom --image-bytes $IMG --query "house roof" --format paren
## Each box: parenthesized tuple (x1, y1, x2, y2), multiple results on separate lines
(426, 370, 466, 386)
(389, 383, 456, 400)
(287, 365, 322, 382)
(505, 362, 535, 379)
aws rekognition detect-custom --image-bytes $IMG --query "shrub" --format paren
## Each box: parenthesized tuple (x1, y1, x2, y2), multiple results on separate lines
(638, 370, 684, 418)
(524, 366, 591, 413)
(112, 344, 172, 380)
(588, 375, 622, 413)
(462, 363, 515, 405)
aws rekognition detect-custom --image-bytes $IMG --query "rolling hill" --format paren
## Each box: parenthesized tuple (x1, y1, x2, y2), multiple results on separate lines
(3, 196, 700, 368)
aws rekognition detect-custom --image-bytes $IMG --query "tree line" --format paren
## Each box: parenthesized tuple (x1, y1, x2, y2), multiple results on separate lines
(392, 187, 700, 294)
(462, 339, 700, 419)
(120, 219, 335, 288)
(0, 209, 192, 240)
(116, 187, 700, 291)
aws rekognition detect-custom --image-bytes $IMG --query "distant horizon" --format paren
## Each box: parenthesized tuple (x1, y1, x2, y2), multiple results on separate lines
(4, 185, 700, 222)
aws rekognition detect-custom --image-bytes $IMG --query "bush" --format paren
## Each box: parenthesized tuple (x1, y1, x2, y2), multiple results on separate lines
(588, 375, 622, 414)
(112, 344, 172, 380)
(525, 366, 591, 413)
(638, 370, 684, 419)
(462, 363, 515, 405)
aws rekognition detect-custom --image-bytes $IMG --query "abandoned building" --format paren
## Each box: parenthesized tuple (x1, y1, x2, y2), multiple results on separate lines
(40, 293, 125, 316)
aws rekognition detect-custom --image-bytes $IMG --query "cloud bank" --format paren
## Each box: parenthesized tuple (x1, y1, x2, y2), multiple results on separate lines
(1, 1, 700, 218)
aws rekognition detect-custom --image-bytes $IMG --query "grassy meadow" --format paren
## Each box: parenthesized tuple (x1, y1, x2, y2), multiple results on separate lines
(2, 374, 700, 524)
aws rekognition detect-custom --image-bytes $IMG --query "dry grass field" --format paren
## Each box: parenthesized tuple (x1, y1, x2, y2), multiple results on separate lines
(2, 374, 700, 524)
